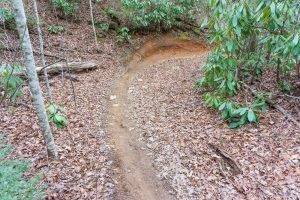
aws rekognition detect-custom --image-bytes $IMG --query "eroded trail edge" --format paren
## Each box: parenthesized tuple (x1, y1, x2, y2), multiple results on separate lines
(108, 35, 209, 200)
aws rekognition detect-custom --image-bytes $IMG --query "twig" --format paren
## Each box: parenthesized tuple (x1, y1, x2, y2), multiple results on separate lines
(88, 0, 100, 51)
(33, 51, 61, 59)
(208, 143, 242, 175)
(279, 94, 300, 100)
(8, 82, 26, 103)
(64, 60, 77, 107)
(243, 84, 300, 128)
(96, 178, 98, 200)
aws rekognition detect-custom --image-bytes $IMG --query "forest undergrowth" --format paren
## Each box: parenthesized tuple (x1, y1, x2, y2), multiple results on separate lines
(0, 0, 299, 199)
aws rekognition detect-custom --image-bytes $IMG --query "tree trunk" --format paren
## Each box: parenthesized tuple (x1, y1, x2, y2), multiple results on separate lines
(277, 58, 281, 83)
(89, 0, 99, 51)
(13, 0, 58, 159)
(249, 33, 257, 52)
(297, 60, 300, 78)
(33, 0, 53, 101)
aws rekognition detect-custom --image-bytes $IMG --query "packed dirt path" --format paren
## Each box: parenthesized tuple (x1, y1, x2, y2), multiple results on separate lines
(108, 35, 209, 199)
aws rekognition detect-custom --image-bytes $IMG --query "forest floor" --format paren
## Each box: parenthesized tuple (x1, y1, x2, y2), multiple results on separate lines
(1, 0, 300, 199)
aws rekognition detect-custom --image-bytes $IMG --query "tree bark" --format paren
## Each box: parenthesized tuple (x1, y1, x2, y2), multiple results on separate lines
(88, 0, 99, 51)
(36, 61, 97, 74)
(13, 0, 58, 159)
(15, 61, 98, 77)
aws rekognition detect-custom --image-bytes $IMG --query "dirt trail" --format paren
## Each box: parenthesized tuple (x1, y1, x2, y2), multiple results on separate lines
(108, 35, 209, 200)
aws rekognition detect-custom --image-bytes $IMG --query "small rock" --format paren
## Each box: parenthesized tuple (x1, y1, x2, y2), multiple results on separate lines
(105, 183, 114, 189)
(110, 95, 117, 100)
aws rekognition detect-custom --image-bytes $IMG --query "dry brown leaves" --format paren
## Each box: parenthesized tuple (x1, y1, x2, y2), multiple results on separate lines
(0, 1, 126, 198)
(128, 57, 300, 199)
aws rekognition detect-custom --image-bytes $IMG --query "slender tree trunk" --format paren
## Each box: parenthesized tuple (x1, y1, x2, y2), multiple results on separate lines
(277, 58, 281, 83)
(88, 0, 99, 51)
(249, 33, 257, 52)
(297, 60, 300, 78)
(13, 0, 58, 159)
(33, 0, 52, 101)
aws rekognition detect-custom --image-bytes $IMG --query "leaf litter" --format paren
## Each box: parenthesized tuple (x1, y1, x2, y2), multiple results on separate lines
(127, 57, 300, 199)
(0, 1, 299, 197)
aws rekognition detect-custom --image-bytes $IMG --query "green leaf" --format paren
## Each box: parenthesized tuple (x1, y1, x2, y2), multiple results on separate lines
(292, 34, 299, 46)
(247, 109, 256, 122)
(213, 98, 219, 108)
(236, 107, 248, 115)
(219, 102, 226, 110)
(255, 1, 264, 13)
(221, 109, 228, 119)
(227, 81, 233, 90)
(47, 104, 56, 114)
(270, 2, 275, 16)
(232, 16, 238, 27)
(226, 40, 234, 52)
(200, 17, 208, 28)
(239, 114, 247, 125)
(229, 122, 240, 129)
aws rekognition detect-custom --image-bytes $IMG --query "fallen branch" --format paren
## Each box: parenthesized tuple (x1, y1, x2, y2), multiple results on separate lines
(64, 73, 79, 82)
(37, 61, 97, 74)
(16, 61, 98, 76)
(243, 84, 300, 128)
(279, 94, 300, 100)
(208, 143, 242, 175)
(0, 46, 21, 52)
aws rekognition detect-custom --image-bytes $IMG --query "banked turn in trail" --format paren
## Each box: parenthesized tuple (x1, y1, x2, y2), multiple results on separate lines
(108, 35, 209, 200)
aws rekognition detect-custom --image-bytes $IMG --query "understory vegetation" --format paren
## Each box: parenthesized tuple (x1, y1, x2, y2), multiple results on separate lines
(1, 0, 299, 130)
(0, 136, 45, 199)
(52, 0, 77, 18)
(0, 64, 24, 103)
(197, 0, 300, 128)
(0, 7, 15, 29)
(1, 0, 300, 199)
(94, 0, 205, 42)
(120, 0, 198, 30)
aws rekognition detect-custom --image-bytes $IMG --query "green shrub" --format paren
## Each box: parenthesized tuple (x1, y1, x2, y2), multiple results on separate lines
(120, 0, 198, 30)
(0, 7, 15, 28)
(197, 0, 300, 128)
(105, 7, 120, 20)
(0, 8, 38, 30)
(48, 25, 65, 34)
(117, 27, 131, 43)
(98, 22, 110, 32)
(0, 64, 25, 103)
(46, 102, 68, 128)
(0, 145, 46, 200)
(52, 0, 77, 17)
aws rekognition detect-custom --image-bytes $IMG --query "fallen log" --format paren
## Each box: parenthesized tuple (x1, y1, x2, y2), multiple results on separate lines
(15, 61, 97, 76)
(37, 61, 97, 74)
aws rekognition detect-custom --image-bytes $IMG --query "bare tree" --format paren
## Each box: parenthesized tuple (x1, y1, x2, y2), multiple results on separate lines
(89, 0, 100, 51)
(13, 0, 58, 159)
(32, 0, 52, 101)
